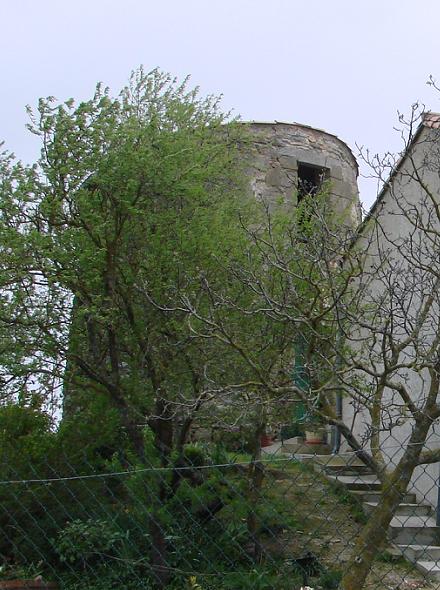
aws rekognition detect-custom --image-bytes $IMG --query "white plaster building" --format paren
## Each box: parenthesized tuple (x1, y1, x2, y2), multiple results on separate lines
(342, 113, 440, 509)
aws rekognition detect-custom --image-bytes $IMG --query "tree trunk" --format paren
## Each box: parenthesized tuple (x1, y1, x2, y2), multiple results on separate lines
(247, 419, 266, 562)
(341, 417, 432, 590)
(170, 415, 193, 495)
(149, 516, 170, 588)
(149, 395, 174, 588)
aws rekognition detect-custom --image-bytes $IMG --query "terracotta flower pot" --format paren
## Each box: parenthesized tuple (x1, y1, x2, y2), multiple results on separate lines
(305, 429, 325, 444)
(260, 434, 273, 447)
(0, 581, 58, 589)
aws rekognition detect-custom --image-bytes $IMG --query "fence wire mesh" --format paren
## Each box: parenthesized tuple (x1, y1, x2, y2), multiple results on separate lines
(2, 434, 440, 590)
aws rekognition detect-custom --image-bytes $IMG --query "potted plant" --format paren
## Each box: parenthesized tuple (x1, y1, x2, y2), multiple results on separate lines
(260, 432, 274, 447)
(303, 416, 326, 445)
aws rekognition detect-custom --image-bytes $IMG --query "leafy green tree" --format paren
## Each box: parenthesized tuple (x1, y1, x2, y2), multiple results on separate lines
(0, 68, 261, 585)
(1, 68, 251, 448)
(0, 68, 367, 588)
(0, 152, 53, 406)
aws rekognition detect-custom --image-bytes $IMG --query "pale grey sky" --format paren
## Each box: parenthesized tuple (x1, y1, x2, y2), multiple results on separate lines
(2, 0, 440, 208)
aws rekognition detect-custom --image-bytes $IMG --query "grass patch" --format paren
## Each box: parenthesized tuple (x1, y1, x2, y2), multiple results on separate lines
(326, 478, 368, 524)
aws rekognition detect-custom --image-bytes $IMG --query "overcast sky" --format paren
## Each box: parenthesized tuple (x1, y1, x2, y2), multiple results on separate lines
(2, 0, 440, 209)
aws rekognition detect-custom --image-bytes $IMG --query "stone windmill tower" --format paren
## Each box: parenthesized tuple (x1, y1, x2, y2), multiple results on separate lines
(243, 122, 361, 450)
(245, 121, 361, 227)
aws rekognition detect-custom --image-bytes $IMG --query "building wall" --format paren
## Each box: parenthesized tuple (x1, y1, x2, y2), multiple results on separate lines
(245, 121, 361, 228)
(342, 124, 440, 508)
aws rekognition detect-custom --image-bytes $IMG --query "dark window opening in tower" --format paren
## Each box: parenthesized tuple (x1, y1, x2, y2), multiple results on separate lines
(297, 163, 328, 202)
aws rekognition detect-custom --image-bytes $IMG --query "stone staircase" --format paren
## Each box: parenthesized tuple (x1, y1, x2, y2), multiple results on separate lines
(301, 454, 440, 581)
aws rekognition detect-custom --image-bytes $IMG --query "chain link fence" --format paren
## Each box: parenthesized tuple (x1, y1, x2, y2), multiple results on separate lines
(3, 430, 440, 590)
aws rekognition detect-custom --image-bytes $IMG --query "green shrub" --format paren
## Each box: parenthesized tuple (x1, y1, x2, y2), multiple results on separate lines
(216, 567, 303, 590)
(316, 568, 342, 589)
(182, 443, 209, 467)
(54, 519, 126, 567)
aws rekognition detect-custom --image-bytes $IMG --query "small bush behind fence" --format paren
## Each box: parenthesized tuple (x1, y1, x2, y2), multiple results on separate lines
(1, 440, 440, 589)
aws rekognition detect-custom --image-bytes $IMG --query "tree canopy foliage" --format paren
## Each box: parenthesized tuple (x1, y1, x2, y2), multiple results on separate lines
(0, 69, 259, 453)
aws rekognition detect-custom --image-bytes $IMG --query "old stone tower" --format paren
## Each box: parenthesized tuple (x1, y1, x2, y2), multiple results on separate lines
(63, 120, 361, 420)
(245, 121, 361, 226)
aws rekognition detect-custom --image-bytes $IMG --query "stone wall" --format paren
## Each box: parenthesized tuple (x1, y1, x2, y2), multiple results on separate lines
(246, 121, 361, 227)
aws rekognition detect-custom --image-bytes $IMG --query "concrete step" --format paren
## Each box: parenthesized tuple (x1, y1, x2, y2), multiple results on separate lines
(351, 490, 416, 504)
(364, 502, 431, 517)
(389, 515, 440, 545)
(352, 490, 417, 503)
(323, 466, 374, 476)
(413, 560, 440, 580)
(316, 463, 374, 476)
(282, 442, 331, 455)
(306, 454, 373, 475)
(309, 453, 440, 581)
(327, 474, 382, 491)
(314, 454, 367, 466)
(396, 544, 440, 561)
